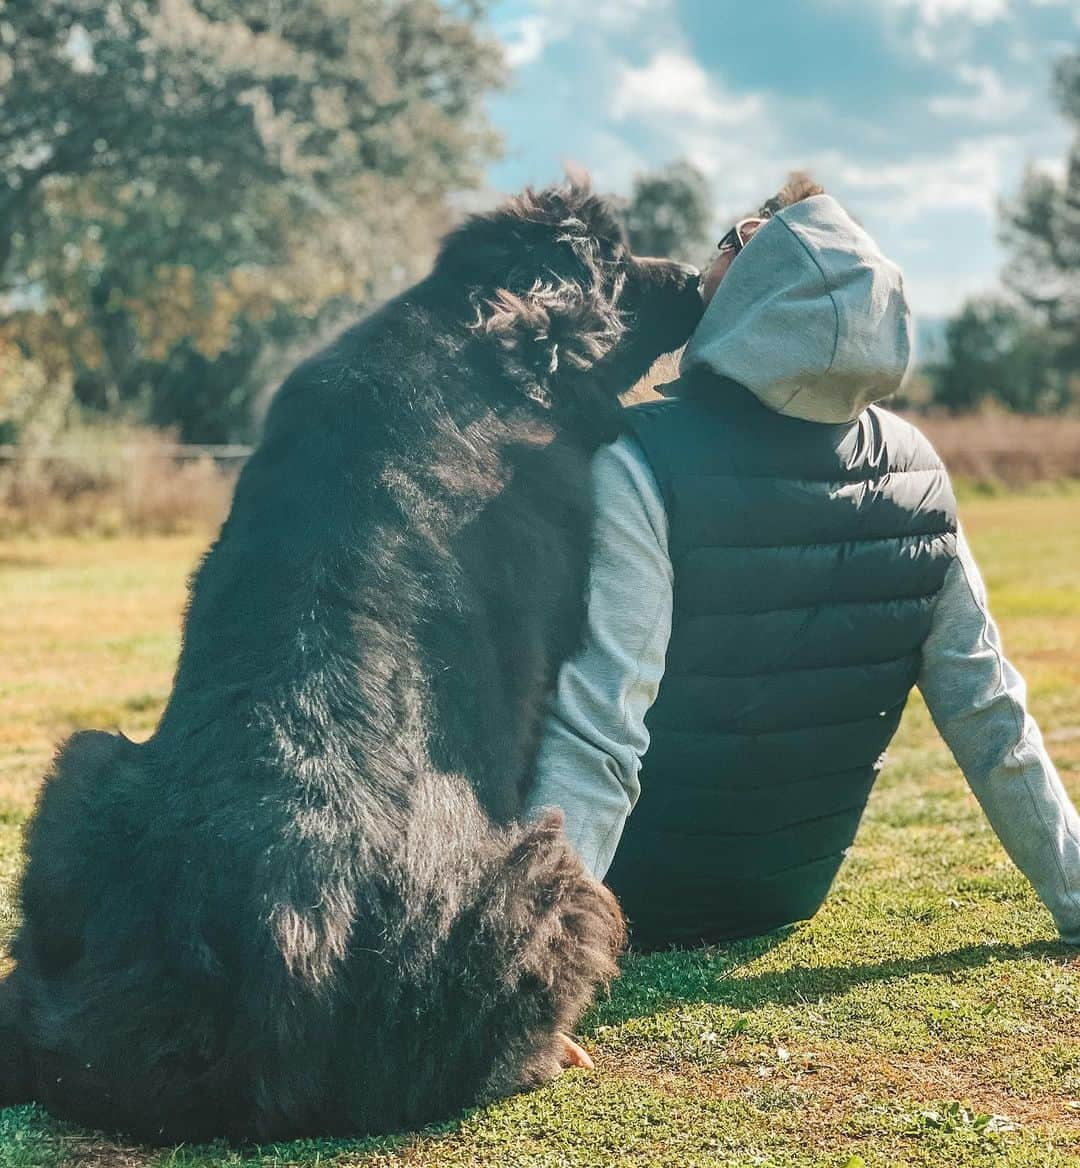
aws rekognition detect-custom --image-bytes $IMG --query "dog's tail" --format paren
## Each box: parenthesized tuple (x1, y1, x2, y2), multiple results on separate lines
(0, 968, 31, 1107)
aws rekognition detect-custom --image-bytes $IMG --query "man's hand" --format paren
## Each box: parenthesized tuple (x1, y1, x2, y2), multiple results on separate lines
(558, 1033, 595, 1070)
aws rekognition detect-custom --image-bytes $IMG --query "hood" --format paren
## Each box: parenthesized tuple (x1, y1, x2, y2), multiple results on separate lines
(680, 194, 912, 423)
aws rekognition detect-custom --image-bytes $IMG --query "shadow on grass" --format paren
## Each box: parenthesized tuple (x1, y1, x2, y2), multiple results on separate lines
(588, 935, 1074, 1029)
(0, 1102, 467, 1168)
(3, 938, 1073, 1166)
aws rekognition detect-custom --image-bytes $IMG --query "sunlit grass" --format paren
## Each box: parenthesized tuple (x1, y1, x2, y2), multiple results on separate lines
(1, 495, 1078, 1167)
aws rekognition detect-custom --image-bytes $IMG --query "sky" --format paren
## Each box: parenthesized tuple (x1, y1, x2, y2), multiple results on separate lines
(484, 0, 1078, 321)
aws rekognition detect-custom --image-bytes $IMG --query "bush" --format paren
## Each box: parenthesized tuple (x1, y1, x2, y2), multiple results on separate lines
(0, 425, 236, 537)
(929, 298, 1069, 414)
(907, 409, 1080, 487)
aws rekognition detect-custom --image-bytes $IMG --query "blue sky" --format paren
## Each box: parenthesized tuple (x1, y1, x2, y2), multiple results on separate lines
(484, 0, 1077, 319)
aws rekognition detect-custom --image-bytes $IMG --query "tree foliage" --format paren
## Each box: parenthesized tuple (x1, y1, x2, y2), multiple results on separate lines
(933, 49, 1078, 414)
(1001, 51, 1080, 380)
(0, 0, 502, 441)
(619, 160, 713, 266)
(932, 297, 1062, 413)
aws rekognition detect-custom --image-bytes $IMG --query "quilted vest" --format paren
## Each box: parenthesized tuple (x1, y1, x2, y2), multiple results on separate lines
(605, 374, 958, 949)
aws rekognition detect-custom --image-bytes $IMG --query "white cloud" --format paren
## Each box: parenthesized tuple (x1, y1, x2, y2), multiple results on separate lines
(605, 49, 787, 215)
(1032, 153, 1068, 182)
(873, 0, 1011, 60)
(884, 0, 1010, 25)
(905, 270, 1000, 316)
(501, 16, 551, 69)
(582, 0, 662, 21)
(821, 137, 1013, 222)
(611, 51, 764, 127)
(496, 0, 668, 70)
(928, 64, 1030, 120)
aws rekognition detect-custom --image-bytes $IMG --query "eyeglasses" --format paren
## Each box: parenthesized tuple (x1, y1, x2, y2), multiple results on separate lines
(717, 217, 765, 255)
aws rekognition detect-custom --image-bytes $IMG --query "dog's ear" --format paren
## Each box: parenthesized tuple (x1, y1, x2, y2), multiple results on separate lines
(470, 276, 625, 401)
(470, 285, 563, 403)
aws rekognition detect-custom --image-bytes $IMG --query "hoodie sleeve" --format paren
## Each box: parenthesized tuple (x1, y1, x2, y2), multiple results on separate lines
(524, 434, 673, 879)
(917, 528, 1080, 944)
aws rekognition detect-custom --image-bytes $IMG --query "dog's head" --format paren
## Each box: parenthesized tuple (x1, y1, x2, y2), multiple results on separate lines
(436, 181, 703, 422)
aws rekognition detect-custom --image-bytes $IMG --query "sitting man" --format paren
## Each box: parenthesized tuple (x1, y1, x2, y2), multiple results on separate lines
(527, 175, 1080, 951)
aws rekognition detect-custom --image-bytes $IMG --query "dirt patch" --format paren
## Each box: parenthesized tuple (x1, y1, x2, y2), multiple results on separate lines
(605, 1042, 1080, 1133)
(56, 1135, 150, 1168)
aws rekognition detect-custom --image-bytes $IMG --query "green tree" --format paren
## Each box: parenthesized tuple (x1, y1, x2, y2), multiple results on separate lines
(1000, 49, 1079, 393)
(931, 49, 1078, 414)
(619, 160, 713, 265)
(0, 0, 502, 441)
(932, 297, 1061, 414)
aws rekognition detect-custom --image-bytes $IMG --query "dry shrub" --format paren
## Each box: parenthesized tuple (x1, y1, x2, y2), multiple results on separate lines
(907, 410, 1080, 488)
(0, 425, 237, 537)
(0, 406, 1077, 538)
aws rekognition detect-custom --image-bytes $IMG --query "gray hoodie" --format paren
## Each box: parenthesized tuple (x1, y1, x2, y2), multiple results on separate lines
(526, 195, 1080, 944)
(684, 194, 912, 420)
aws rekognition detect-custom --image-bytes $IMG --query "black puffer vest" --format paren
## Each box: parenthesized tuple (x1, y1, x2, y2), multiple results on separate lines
(604, 373, 958, 949)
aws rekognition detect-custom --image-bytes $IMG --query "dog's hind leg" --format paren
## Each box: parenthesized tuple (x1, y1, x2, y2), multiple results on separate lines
(402, 808, 627, 1117)
(465, 810, 627, 1091)
(19, 730, 142, 977)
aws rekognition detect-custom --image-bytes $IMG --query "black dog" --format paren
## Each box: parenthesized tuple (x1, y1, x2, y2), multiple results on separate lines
(0, 184, 702, 1143)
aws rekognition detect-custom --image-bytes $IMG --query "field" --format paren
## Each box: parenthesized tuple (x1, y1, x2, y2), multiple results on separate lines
(1, 493, 1079, 1167)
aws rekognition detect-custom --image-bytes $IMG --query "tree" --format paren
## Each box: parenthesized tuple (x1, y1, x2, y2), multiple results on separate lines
(0, 0, 503, 441)
(931, 50, 1078, 414)
(931, 297, 1061, 414)
(619, 160, 713, 265)
(1000, 50, 1079, 392)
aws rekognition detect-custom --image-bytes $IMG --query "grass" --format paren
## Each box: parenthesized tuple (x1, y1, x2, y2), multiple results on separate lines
(1, 494, 1079, 1167)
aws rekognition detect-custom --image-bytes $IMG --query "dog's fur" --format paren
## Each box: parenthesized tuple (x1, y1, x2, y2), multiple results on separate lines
(0, 184, 702, 1143)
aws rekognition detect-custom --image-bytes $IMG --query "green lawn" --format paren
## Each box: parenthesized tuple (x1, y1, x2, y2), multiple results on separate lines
(1, 494, 1079, 1167)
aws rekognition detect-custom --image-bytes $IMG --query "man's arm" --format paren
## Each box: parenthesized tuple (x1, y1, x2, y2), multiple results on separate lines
(917, 527, 1080, 944)
(525, 434, 673, 879)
